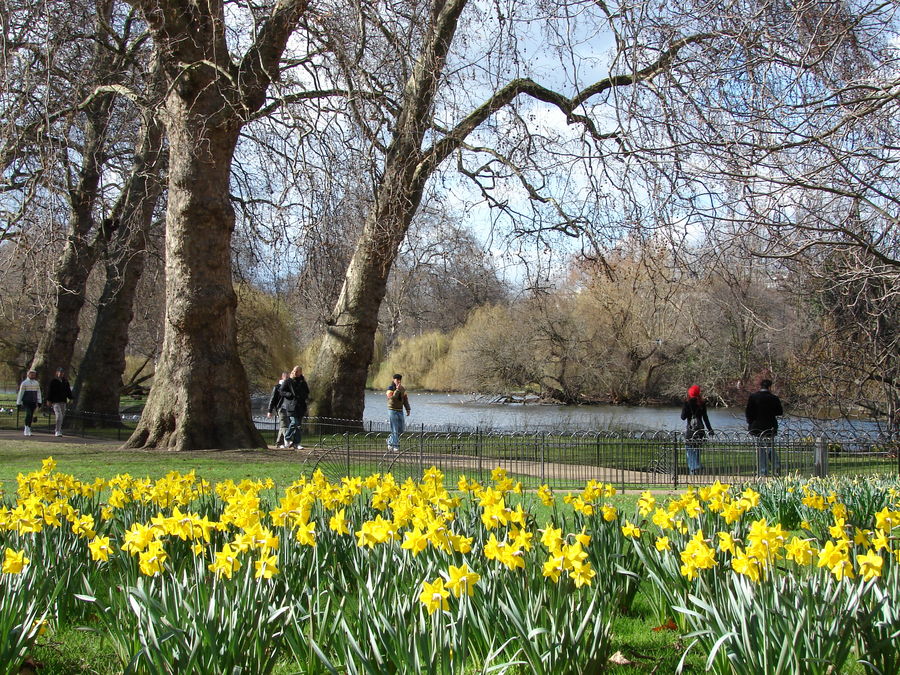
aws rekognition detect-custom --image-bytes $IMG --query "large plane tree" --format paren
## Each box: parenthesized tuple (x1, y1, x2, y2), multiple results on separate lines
(122, 0, 311, 450)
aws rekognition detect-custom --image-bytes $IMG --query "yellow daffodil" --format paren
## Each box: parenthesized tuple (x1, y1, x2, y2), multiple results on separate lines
(857, 550, 883, 581)
(254, 553, 279, 579)
(621, 522, 641, 538)
(138, 540, 167, 577)
(328, 509, 349, 535)
(419, 577, 450, 614)
(784, 537, 815, 566)
(445, 564, 480, 597)
(2, 548, 29, 574)
(638, 491, 656, 516)
(88, 536, 113, 562)
(717, 532, 735, 554)
(209, 543, 242, 579)
(601, 504, 618, 522)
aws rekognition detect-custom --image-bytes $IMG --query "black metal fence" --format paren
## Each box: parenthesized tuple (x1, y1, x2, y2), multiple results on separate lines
(284, 420, 898, 489)
(2, 404, 896, 489)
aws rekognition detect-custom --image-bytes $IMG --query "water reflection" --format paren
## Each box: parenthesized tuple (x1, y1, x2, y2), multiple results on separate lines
(362, 392, 881, 435)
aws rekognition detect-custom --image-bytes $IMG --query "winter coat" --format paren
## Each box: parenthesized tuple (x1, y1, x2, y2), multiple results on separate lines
(280, 376, 310, 415)
(745, 389, 784, 435)
(681, 397, 712, 440)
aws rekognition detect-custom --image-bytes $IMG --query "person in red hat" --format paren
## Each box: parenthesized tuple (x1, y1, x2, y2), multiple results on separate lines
(681, 385, 713, 475)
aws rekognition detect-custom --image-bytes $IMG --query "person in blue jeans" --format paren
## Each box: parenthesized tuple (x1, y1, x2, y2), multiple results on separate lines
(386, 373, 411, 452)
(681, 385, 713, 475)
(280, 366, 310, 449)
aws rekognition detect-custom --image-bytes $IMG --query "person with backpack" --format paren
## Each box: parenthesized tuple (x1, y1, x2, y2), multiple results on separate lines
(16, 369, 42, 436)
(280, 366, 310, 450)
(681, 385, 713, 475)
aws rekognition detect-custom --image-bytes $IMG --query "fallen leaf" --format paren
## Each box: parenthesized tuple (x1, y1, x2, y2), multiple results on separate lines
(608, 651, 633, 666)
(651, 618, 678, 632)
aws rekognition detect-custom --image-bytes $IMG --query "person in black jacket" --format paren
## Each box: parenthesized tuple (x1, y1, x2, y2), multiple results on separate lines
(280, 366, 310, 450)
(47, 367, 73, 437)
(266, 371, 289, 448)
(746, 378, 784, 476)
(681, 385, 713, 475)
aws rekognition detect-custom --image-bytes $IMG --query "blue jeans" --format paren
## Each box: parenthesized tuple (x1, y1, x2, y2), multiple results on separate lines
(388, 410, 406, 448)
(285, 411, 305, 446)
(686, 445, 701, 474)
(754, 431, 780, 476)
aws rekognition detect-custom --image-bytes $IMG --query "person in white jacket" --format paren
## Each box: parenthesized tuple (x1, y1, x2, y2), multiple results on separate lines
(16, 370, 42, 436)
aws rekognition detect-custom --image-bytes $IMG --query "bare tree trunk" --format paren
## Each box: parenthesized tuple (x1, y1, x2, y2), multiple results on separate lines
(310, 0, 467, 421)
(311, 176, 424, 421)
(29, 0, 117, 393)
(29, 230, 103, 389)
(125, 106, 264, 450)
(74, 102, 166, 423)
(120, 0, 310, 450)
(29, 100, 114, 392)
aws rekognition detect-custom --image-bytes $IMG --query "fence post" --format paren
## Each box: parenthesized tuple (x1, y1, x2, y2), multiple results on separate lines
(540, 432, 546, 485)
(814, 437, 828, 478)
(476, 427, 482, 484)
(672, 432, 679, 489)
(345, 432, 350, 476)
(419, 424, 425, 477)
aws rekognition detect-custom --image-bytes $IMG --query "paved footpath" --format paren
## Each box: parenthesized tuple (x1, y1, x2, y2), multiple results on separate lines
(0, 429, 117, 445)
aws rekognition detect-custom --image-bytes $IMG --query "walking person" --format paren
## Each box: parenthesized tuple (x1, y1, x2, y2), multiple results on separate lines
(746, 378, 784, 476)
(681, 385, 713, 475)
(386, 373, 411, 452)
(280, 366, 310, 450)
(47, 367, 73, 437)
(16, 369, 42, 436)
(267, 371, 289, 448)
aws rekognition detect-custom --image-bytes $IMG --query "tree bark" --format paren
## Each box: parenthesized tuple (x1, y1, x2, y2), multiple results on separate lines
(125, 103, 263, 450)
(123, 0, 309, 450)
(309, 0, 467, 422)
(73, 98, 166, 423)
(29, 0, 117, 393)
(311, 172, 426, 421)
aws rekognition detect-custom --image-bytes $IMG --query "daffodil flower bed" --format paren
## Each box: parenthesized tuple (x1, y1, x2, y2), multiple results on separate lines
(1, 458, 899, 674)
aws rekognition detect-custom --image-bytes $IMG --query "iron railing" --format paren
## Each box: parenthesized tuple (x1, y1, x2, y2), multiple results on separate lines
(2, 406, 896, 488)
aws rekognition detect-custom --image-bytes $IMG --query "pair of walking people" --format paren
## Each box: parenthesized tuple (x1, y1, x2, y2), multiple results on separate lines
(267, 366, 309, 449)
(16, 367, 73, 437)
(681, 379, 783, 477)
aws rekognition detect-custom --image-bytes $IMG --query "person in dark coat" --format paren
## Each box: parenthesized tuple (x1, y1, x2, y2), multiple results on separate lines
(266, 371, 289, 448)
(47, 367, 73, 437)
(681, 385, 713, 475)
(280, 366, 310, 450)
(746, 378, 784, 476)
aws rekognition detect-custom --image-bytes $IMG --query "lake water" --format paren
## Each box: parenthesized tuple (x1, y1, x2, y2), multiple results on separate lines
(360, 392, 882, 436)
